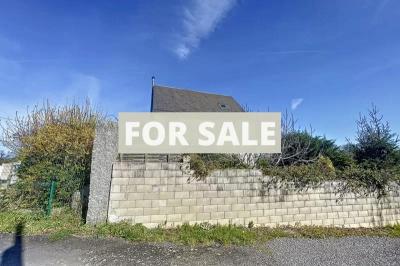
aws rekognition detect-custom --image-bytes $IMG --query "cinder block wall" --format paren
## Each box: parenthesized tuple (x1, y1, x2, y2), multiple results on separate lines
(108, 162, 400, 228)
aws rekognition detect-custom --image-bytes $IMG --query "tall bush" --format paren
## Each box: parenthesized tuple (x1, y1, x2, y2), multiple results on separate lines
(0, 101, 106, 209)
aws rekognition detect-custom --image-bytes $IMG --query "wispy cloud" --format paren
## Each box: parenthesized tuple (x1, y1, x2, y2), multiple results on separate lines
(261, 50, 328, 55)
(353, 61, 400, 80)
(291, 98, 304, 110)
(174, 0, 236, 59)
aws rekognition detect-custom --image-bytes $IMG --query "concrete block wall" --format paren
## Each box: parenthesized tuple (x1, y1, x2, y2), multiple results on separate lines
(108, 162, 400, 228)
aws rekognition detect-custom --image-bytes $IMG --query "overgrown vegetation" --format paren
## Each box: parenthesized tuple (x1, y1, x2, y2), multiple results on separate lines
(0, 101, 108, 210)
(262, 156, 337, 189)
(269, 111, 353, 168)
(191, 105, 400, 198)
(189, 153, 248, 179)
(1, 210, 399, 245)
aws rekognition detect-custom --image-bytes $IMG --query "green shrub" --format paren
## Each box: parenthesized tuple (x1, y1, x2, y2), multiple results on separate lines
(261, 156, 337, 189)
(260, 155, 399, 197)
(0, 101, 107, 210)
(189, 154, 248, 180)
(338, 166, 400, 198)
(189, 154, 210, 179)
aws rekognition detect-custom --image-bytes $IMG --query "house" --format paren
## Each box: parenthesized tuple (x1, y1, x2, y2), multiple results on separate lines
(151, 85, 244, 112)
(118, 83, 244, 163)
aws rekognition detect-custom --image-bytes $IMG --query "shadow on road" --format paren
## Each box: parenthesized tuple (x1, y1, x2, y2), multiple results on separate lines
(0, 222, 24, 266)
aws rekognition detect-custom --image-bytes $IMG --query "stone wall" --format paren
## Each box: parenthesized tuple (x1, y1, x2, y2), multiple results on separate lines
(87, 122, 118, 224)
(108, 162, 400, 228)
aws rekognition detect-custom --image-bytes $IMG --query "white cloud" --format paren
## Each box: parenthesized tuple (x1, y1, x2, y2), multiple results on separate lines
(291, 98, 304, 110)
(174, 0, 236, 59)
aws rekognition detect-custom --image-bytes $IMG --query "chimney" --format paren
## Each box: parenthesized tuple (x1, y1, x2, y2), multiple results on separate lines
(151, 76, 155, 87)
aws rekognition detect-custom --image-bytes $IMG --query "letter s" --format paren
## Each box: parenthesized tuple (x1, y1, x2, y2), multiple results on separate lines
(198, 122, 215, 146)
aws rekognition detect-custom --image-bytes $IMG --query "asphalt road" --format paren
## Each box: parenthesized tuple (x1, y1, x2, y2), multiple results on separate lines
(0, 234, 399, 266)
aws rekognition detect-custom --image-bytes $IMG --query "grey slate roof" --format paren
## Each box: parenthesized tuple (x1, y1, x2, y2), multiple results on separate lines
(151, 85, 244, 112)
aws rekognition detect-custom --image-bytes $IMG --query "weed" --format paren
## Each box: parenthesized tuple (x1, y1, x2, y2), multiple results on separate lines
(1, 210, 399, 246)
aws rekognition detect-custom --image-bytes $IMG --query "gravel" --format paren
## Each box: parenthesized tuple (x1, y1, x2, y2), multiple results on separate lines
(1, 234, 399, 265)
(267, 237, 400, 266)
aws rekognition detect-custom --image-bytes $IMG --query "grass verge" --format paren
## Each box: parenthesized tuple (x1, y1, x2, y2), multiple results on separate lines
(1, 209, 399, 245)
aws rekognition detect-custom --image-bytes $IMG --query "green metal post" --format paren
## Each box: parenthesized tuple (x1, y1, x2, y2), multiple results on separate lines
(46, 176, 57, 216)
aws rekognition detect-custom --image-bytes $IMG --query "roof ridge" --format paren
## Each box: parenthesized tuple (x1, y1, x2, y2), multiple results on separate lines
(153, 84, 232, 98)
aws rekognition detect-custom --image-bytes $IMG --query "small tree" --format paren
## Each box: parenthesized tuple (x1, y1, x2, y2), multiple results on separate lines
(338, 105, 400, 198)
(352, 105, 399, 169)
(257, 111, 315, 167)
(268, 111, 347, 167)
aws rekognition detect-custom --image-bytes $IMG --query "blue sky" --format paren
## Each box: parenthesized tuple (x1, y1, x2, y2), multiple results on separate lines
(0, 0, 399, 145)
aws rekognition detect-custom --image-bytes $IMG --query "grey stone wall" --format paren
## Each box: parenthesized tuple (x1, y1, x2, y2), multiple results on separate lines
(108, 162, 400, 228)
(86, 122, 118, 224)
